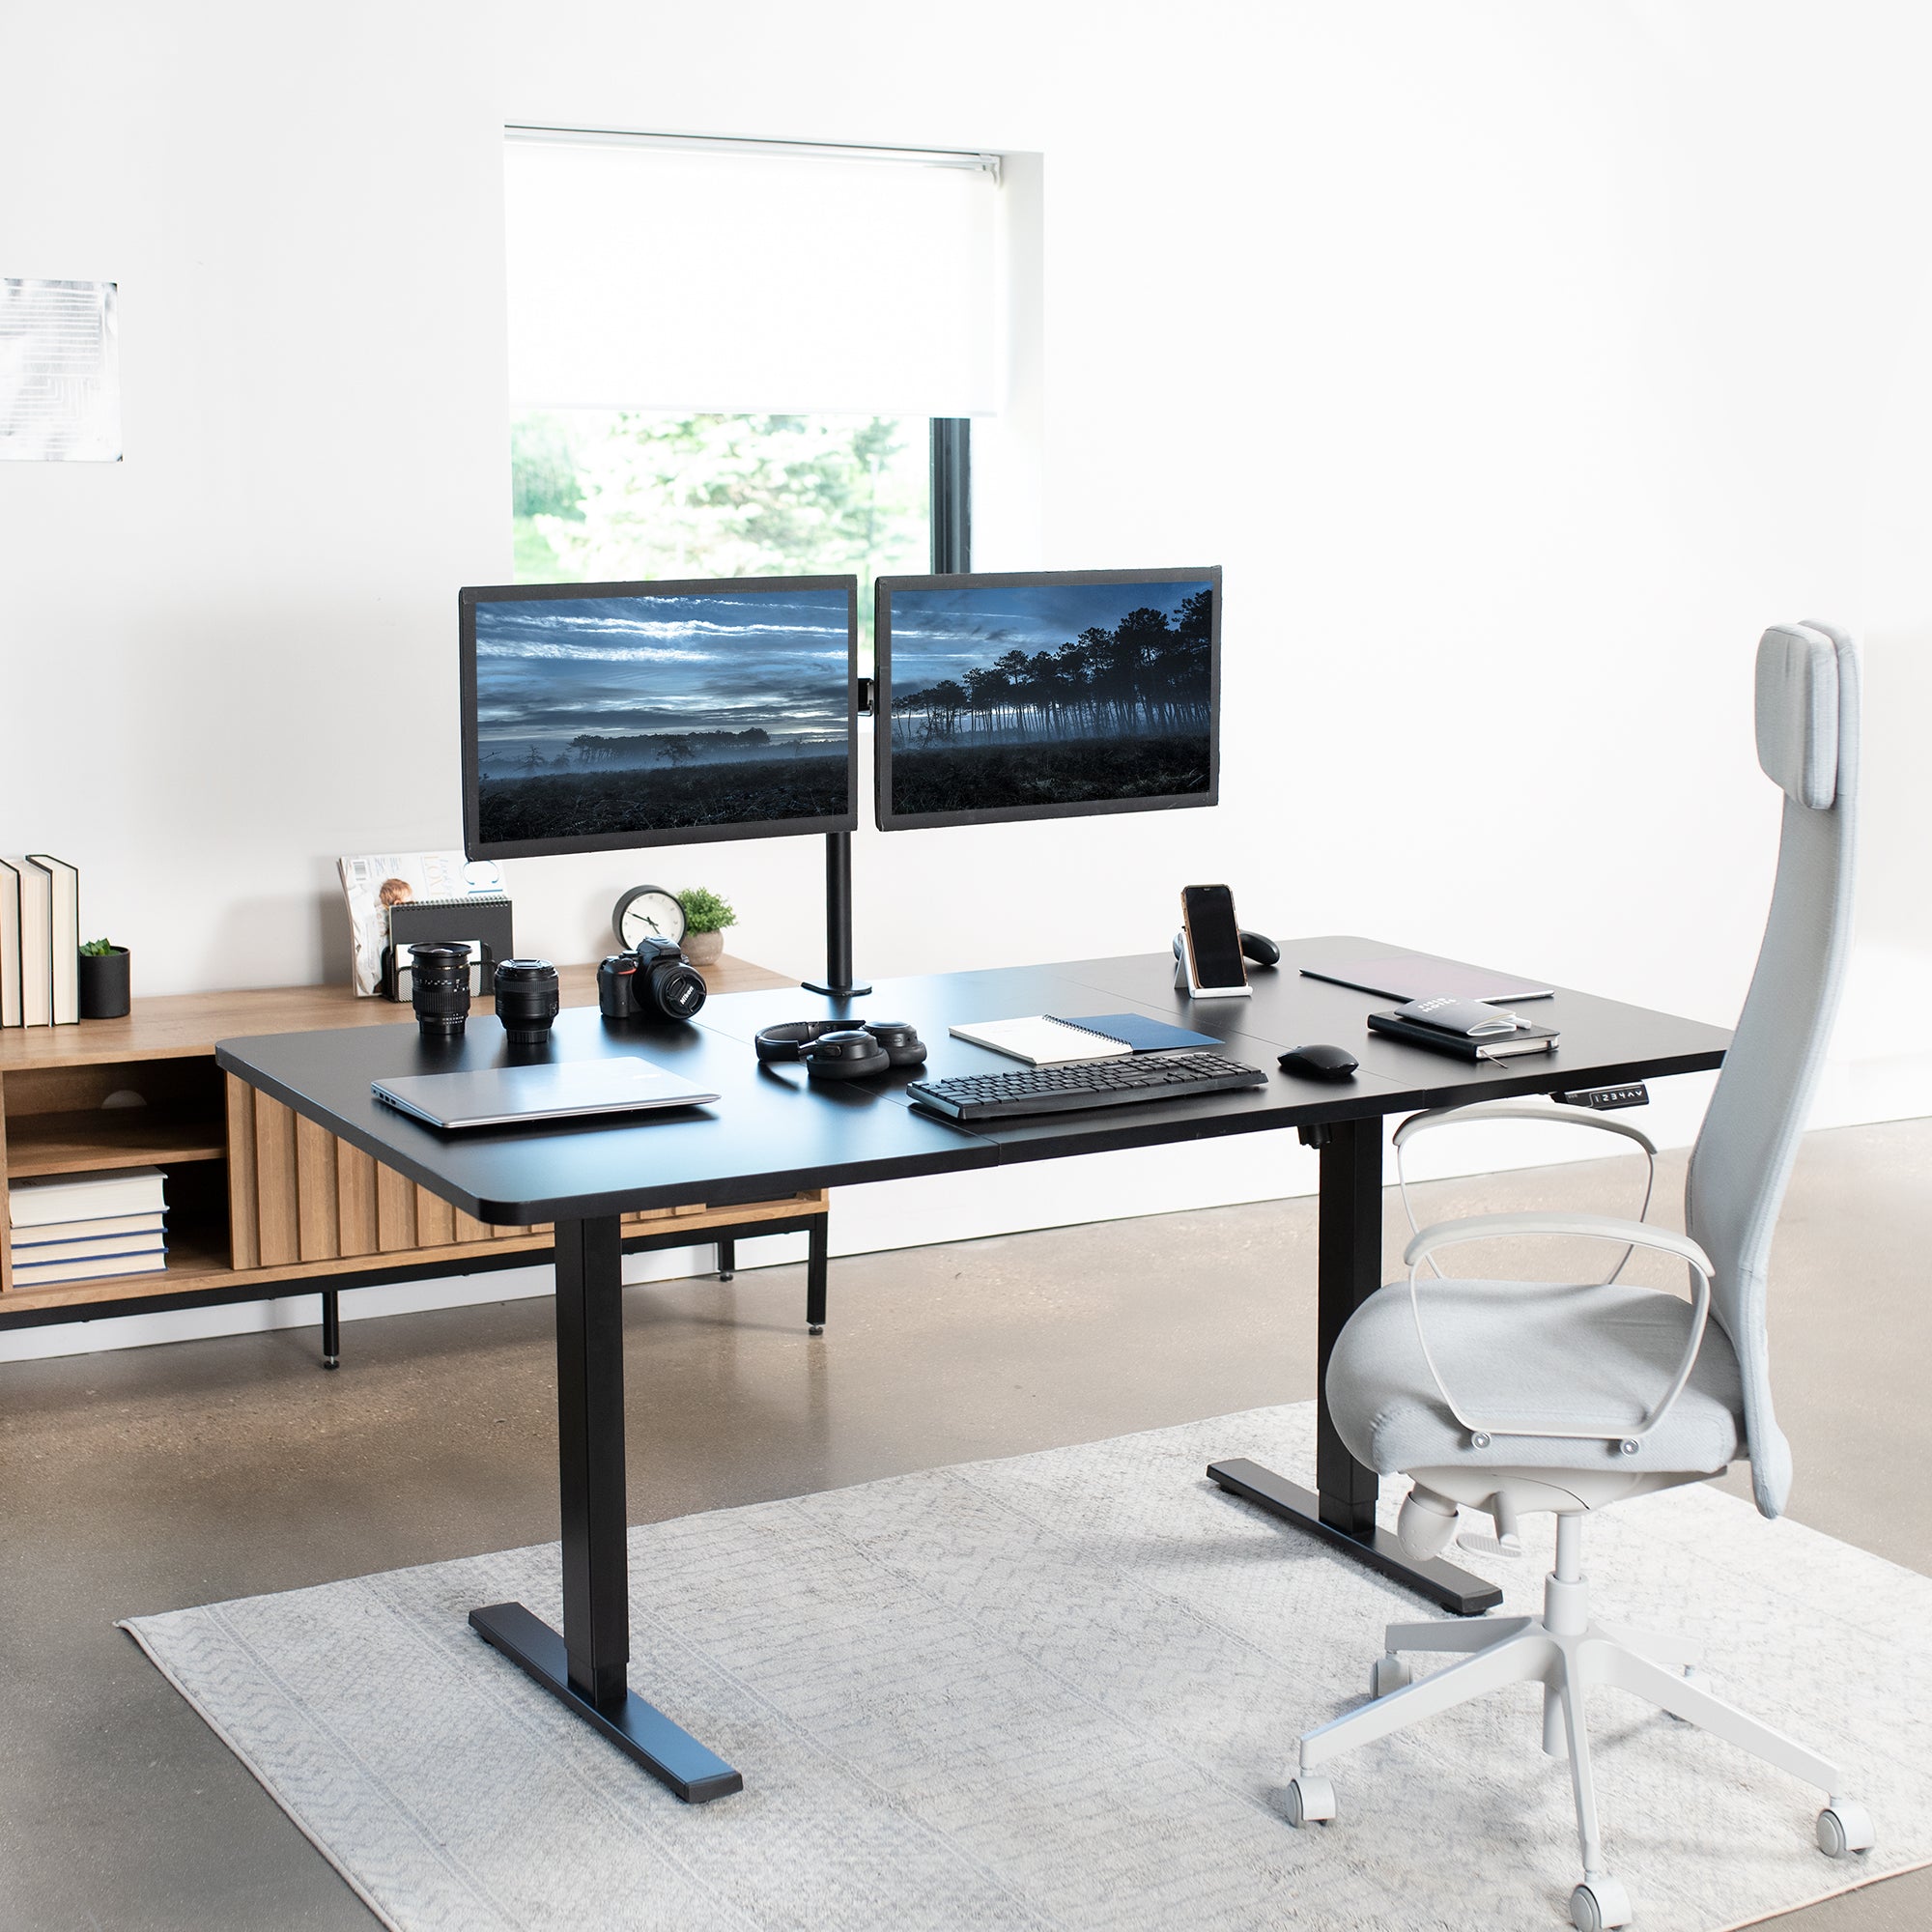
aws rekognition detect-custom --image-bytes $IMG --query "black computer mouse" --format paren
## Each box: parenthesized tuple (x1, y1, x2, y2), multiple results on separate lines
(1279, 1043, 1359, 1081)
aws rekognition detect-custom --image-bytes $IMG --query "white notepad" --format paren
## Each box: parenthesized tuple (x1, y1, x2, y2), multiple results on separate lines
(948, 1017, 1133, 1068)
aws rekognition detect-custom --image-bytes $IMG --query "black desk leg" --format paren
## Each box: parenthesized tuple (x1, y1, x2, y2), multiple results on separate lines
(1208, 1119, 1503, 1617)
(319, 1290, 339, 1371)
(469, 1215, 743, 1802)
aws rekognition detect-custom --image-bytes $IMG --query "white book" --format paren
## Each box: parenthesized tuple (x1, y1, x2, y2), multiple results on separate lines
(11, 1231, 167, 1265)
(12, 1248, 167, 1287)
(8, 1166, 168, 1227)
(27, 856, 79, 1025)
(15, 856, 51, 1027)
(0, 858, 19, 1027)
(948, 1016, 1133, 1068)
(10, 1209, 168, 1247)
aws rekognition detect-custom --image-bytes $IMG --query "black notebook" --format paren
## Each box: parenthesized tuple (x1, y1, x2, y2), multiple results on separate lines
(1367, 1009, 1559, 1061)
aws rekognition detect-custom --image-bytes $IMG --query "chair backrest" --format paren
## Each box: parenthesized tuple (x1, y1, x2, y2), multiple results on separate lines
(1686, 621, 1859, 1518)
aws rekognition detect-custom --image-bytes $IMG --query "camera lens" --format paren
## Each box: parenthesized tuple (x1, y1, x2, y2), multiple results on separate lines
(410, 943, 471, 1036)
(641, 955, 708, 1020)
(494, 958, 560, 1044)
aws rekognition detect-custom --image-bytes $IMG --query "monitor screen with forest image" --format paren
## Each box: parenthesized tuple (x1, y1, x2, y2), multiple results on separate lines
(874, 567, 1220, 830)
(460, 576, 857, 859)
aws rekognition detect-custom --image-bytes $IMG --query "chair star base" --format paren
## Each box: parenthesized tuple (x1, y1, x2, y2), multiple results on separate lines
(1282, 1516, 1873, 1931)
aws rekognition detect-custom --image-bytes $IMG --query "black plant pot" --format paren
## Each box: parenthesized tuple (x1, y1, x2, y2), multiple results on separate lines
(78, 948, 131, 1019)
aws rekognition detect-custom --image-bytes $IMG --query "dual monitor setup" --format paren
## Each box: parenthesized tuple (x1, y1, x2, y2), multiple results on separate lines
(458, 566, 1222, 996)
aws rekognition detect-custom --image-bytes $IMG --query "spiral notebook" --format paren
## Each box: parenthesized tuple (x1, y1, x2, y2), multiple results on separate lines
(949, 1012, 1222, 1067)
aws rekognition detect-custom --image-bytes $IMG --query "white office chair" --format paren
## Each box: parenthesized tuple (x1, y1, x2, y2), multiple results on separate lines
(1282, 624, 1873, 1930)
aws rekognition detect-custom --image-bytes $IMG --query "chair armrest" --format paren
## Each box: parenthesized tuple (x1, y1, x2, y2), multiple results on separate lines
(1393, 1103, 1660, 1290)
(1403, 1211, 1713, 1277)
(1399, 1212, 1716, 1454)
(1392, 1099, 1659, 1158)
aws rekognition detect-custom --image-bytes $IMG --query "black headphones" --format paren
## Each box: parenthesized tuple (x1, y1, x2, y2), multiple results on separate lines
(753, 1018, 928, 1081)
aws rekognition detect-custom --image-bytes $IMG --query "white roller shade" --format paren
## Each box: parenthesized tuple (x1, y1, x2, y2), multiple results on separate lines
(504, 130, 1002, 417)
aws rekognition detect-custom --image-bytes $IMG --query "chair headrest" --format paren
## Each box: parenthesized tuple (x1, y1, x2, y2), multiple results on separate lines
(1755, 623, 1844, 810)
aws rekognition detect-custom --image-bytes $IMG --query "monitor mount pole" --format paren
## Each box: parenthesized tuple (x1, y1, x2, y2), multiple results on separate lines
(802, 421, 967, 1004)
(802, 827, 870, 999)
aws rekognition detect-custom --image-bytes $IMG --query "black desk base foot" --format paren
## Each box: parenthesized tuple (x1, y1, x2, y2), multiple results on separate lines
(469, 1603, 743, 1803)
(1208, 1459, 1503, 1617)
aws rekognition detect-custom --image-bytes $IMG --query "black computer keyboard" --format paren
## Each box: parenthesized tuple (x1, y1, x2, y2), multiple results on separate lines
(906, 1051, 1269, 1122)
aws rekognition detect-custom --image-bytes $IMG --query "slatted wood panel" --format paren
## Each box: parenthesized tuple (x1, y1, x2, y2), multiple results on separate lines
(251, 1094, 299, 1266)
(336, 1146, 379, 1257)
(295, 1118, 339, 1261)
(224, 1075, 259, 1268)
(376, 1164, 416, 1252)
(220, 1088, 826, 1298)
(413, 1187, 455, 1249)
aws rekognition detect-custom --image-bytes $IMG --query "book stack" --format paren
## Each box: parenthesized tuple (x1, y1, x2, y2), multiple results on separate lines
(1, 854, 82, 1027)
(9, 1168, 169, 1288)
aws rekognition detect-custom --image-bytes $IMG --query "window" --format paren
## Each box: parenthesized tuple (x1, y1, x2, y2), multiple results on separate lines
(510, 407, 930, 599)
(503, 130, 998, 634)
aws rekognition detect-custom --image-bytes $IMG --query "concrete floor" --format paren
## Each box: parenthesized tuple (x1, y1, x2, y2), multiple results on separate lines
(1, 1115, 1927, 1930)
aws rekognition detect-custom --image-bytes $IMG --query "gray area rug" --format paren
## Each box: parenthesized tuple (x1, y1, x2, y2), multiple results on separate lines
(125, 1404, 1930, 1931)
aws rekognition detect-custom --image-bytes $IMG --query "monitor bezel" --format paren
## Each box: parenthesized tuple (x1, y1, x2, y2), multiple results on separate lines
(872, 565, 1222, 833)
(460, 574, 860, 861)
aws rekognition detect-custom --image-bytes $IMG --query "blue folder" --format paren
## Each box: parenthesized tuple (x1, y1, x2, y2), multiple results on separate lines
(1047, 1012, 1223, 1054)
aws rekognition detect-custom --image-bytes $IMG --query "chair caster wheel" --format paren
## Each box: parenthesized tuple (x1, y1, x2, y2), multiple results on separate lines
(1570, 1875, 1633, 1930)
(808, 1322, 824, 1336)
(1371, 1656, 1411, 1699)
(1283, 1774, 1336, 1828)
(1817, 1801, 1875, 1858)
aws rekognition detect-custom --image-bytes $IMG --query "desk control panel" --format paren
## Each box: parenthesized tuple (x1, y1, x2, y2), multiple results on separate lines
(1550, 1082, 1650, 1112)
(907, 1051, 1268, 1122)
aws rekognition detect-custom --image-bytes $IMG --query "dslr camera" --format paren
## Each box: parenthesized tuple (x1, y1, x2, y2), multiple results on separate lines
(598, 937, 708, 1022)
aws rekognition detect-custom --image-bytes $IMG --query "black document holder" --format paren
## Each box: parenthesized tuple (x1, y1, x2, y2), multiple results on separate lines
(384, 896, 516, 1001)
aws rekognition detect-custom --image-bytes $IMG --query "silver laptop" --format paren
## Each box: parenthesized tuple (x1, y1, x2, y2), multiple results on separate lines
(373, 1056, 719, 1130)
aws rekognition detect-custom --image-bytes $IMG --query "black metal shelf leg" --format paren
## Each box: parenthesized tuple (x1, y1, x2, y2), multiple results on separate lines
(716, 1238, 735, 1282)
(1208, 1119, 1503, 1617)
(469, 1214, 743, 1801)
(320, 1290, 339, 1371)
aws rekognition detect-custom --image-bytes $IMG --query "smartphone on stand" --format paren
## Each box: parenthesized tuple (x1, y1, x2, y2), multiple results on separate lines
(1179, 884, 1251, 999)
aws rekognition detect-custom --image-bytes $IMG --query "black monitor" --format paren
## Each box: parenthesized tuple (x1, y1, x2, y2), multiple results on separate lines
(872, 566, 1220, 831)
(460, 575, 859, 860)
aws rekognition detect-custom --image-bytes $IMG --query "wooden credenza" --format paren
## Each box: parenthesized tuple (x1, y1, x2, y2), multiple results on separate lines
(0, 958, 827, 1334)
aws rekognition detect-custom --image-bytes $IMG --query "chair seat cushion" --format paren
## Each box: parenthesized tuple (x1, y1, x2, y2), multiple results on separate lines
(1326, 1276, 1746, 1477)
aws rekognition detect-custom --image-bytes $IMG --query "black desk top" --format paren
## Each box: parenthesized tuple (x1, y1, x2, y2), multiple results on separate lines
(214, 937, 1729, 1225)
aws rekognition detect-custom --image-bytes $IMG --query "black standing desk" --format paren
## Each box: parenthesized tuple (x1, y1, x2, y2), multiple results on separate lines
(216, 936, 1728, 1804)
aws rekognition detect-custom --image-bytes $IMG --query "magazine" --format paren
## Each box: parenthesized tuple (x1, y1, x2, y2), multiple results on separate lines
(338, 851, 507, 997)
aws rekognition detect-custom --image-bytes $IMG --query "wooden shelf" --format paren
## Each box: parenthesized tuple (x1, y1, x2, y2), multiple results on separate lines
(0, 955, 803, 1315)
(6, 1110, 227, 1178)
(0, 1191, 825, 1314)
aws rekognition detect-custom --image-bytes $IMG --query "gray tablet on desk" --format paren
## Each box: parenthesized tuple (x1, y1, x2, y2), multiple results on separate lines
(373, 1057, 720, 1130)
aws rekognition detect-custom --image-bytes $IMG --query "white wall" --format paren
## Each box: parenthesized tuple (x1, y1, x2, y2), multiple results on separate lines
(3, 2, 1927, 1358)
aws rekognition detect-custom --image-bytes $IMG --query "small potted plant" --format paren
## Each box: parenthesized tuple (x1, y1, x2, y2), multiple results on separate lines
(78, 937, 131, 1019)
(676, 887, 737, 967)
